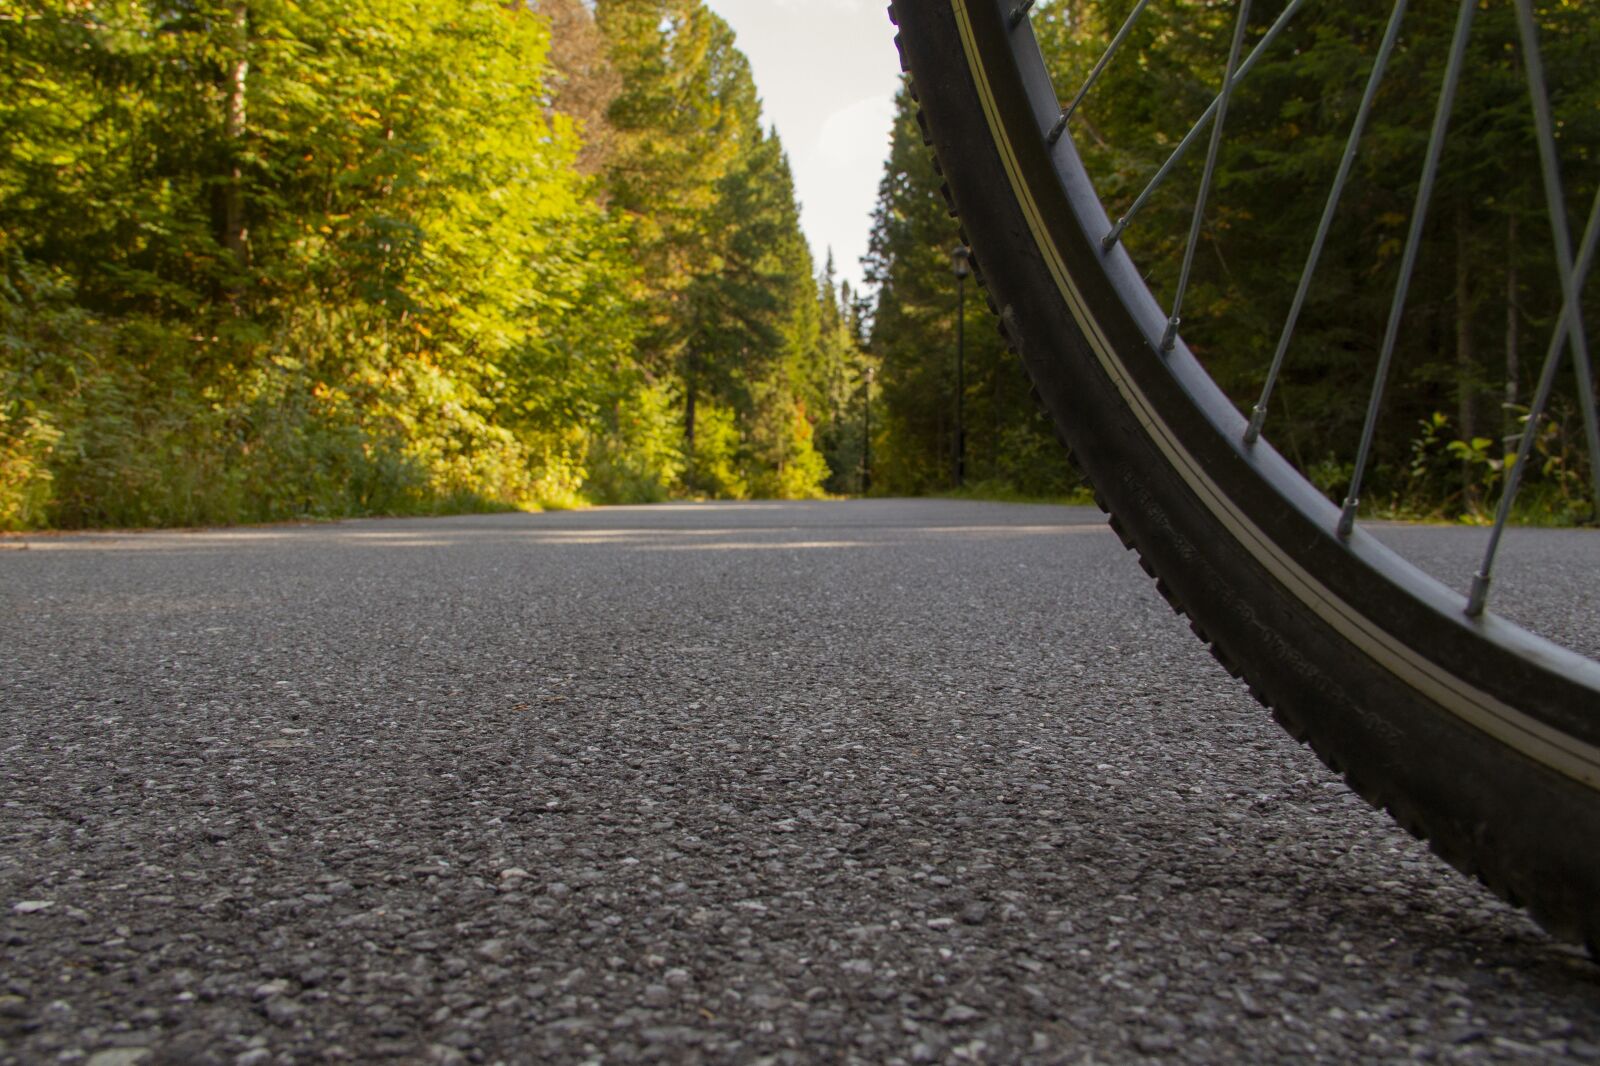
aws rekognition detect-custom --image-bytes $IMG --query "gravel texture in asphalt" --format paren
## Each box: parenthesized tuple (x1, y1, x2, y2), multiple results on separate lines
(2, 499, 1597, 1065)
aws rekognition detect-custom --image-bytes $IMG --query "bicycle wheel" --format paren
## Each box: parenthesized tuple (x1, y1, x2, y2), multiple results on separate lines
(890, 0, 1600, 948)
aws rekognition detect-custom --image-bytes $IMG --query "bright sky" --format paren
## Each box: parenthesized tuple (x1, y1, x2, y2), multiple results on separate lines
(704, 0, 903, 295)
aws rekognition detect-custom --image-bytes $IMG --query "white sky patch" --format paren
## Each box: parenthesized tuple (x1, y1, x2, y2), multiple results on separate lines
(818, 95, 898, 173)
(704, 0, 902, 294)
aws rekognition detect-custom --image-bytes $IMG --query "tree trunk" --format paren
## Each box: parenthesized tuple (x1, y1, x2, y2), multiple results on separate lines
(1455, 202, 1476, 442)
(1456, 202, 1477, 510)
(219, 2, 250, 271)
(684, 353, 698, 457)
(1505, 213, 1520, 453)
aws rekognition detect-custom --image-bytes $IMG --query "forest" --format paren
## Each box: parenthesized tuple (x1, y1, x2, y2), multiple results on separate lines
(0, 0, 871, 529)
(866, 0, 1599, 521)
(2, 0, 1596, 529)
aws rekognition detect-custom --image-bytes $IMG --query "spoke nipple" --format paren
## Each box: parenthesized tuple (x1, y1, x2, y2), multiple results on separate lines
(1244, 406, 1266, 445)
(1160, 319, 1180, 352)
(1336, 499, 1358, 539)
(1102, 224, 1124, 251)
(1466, 573, 1491, 618)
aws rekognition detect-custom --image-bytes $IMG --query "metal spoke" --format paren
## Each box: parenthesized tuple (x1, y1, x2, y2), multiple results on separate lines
(1160, 0, 1252, 353)
(1102, 0, 1311, 250)
(1467, 188, 1600, 618)
(1512, 0, 1600, 511)
(1337, 0, 1476, 540)
(1046, 0, 1155, 147)
(1245, 0, 1408, 446)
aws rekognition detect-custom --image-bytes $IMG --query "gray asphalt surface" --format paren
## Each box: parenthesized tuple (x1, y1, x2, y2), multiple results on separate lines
(2, 499, 1597, 1065)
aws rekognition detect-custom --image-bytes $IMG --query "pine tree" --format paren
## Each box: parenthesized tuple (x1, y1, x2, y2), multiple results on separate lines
(865, 79, 1077, 496)
(814, 251, 875, 494)
(595, 0, 833, 499)
(1031, 0, 1597, 517)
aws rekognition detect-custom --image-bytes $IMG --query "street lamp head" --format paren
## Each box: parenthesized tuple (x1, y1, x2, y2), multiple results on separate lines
(950, 244, 972, 280)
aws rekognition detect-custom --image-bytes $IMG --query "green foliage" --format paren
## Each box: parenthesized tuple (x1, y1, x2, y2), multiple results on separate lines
(0, 253, 82, 529)
(1394, 406, 1593, 526)
(0, 0, 639, 527)
(859, 1, 1596, 520)
(1501, 402, 1596, 525)
(865, 81, 1081, 498)
(1, 0, 856, 528)
(586, 380, 686, 504)
(814, 256, 875, 494)
(1027, 0, 1599, 524)
(596, 0, 847, 503)
(687, 401, 748, 500)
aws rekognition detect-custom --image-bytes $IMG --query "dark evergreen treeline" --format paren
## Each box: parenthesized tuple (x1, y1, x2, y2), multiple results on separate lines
(0, 0, 873, 529)
(864, 83, 1081, 499)
(867, 0, 1599, 522)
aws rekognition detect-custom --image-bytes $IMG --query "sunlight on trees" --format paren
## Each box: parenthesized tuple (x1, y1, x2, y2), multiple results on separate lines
(0, 0, 868, 528)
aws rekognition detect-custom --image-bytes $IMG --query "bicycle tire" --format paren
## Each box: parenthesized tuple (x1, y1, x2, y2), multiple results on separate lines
(890, 0, 1600, 949)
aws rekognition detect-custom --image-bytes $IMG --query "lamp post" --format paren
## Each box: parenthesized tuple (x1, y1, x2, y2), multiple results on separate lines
(861, 365, 875, 495)
(950, 244, 971, 488)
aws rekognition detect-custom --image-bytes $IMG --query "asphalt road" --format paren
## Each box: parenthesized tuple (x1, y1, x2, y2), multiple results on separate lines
(2, 499, 1597, 1065)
